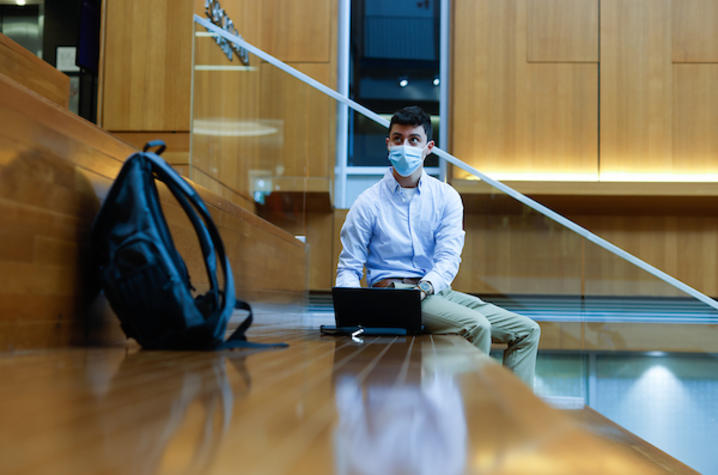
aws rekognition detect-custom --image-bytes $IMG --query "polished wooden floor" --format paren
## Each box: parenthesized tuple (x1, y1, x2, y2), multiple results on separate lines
(0, 316, 696, 474)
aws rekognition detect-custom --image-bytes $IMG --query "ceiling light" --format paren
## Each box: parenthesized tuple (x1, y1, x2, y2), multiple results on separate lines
(16, 0, 27, 5)
(433, 77, 440, 86)
(398, 77, 408, 88)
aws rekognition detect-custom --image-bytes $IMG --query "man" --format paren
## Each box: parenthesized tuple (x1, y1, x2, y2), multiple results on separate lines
(335, 105, 541, 387)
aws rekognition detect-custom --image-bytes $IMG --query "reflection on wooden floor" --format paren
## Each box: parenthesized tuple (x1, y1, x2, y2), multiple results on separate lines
(0, 319, 696, 474)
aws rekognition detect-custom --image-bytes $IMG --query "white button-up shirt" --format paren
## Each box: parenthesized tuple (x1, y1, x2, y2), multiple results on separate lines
(336, 168, 465, 293)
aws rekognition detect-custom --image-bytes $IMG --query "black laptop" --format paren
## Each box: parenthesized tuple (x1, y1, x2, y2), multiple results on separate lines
(328, 287, 423, 335)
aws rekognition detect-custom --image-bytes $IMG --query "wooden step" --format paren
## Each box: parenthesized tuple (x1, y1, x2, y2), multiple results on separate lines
(0, 33, 70, 107)
(0, 71, 306, 350)
(0, 321, 691, 474)
(565, 407, 698, 474)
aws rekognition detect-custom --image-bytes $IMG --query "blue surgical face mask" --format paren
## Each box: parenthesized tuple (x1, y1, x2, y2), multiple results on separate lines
(388, 144, 425, 177)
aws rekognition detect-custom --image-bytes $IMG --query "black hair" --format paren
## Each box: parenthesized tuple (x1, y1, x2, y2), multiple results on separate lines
(388, 105, 433, 142)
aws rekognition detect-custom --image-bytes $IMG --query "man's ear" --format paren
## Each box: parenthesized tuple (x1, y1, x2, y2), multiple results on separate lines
(386, 136, 391, 149)
(426, 140, 435, 153)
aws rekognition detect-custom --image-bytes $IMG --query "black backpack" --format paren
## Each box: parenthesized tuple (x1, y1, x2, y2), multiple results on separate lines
(92, 141, 286, 350)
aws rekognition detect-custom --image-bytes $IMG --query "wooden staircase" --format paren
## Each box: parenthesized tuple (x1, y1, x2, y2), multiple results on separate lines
(0, 33, 307, 350)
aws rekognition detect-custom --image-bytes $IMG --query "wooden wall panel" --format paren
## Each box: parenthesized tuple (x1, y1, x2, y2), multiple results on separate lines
(332, 209, 349, 288)
(292, 63, 336, 178)
(454, 0, 718, 180)
(331, 209, 367, 288)
(573, 214, 718, 297)
(673, 64, 718, 174)
(0, 34, 69, 108)
(452, 0, 516, 178)
(216, 0, 262, 50)
(216, 0, 332, 63)
(258, 62, 335, 179)
(601, 0, 718, 179)
(600, 0, 673, 177)
(452, 0, 598, 180)
(454, 212, 585, 296)
(101, 0, 194, 131)
(672, 0, 718, 62)
(538, 321, 718, 352)
(0, 72, 306, 349)
(455, 208, 718, 298)
(259, 0, 332, 62)
(523, 63, 597, 172)
(306, 212, 334, 290)
(527, 0, 598, 62)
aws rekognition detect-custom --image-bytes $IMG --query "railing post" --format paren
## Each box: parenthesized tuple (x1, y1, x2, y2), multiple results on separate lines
(439, 0, 450, 183)
(335, 0, 351, 209)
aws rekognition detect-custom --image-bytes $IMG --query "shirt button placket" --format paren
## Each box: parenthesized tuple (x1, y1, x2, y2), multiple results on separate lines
(409, 195, 419, 262)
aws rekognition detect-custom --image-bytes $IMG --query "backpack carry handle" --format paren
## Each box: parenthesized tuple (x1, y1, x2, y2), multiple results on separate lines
(143, 140, 166, 155)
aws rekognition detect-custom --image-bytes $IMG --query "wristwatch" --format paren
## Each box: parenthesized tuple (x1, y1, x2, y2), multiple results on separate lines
(417, 280, 434, 296)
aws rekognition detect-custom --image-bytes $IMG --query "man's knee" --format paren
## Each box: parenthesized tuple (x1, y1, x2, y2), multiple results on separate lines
(524, 318, 541, 345)
(469, 315, 491, 336)
(460, 315, 491, 352)
(442, 310, 491, 341)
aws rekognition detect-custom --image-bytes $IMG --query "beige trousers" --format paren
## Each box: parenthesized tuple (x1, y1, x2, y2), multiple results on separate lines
(411, 286, 541, 387)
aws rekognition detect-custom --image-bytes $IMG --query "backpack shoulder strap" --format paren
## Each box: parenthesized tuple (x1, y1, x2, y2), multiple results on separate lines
(221, 300, 288, 350)
(142, 141, 287, 350)
(142, 141, 233, 338)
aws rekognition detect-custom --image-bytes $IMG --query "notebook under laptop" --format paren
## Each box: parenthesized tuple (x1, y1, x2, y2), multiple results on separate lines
(329, 287, 423, 335)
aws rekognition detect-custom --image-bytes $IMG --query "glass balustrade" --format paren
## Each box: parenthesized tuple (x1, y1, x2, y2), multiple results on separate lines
(190, 15, 718, 473)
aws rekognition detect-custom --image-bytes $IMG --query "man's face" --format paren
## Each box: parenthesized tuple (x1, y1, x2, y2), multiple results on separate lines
(386, 124, 435, 160)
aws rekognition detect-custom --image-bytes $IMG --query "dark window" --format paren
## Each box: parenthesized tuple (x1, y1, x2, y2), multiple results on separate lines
(349, 0, 440, 167)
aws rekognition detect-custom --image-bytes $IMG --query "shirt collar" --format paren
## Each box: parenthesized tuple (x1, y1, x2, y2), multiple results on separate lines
(382, 167, 427, 194)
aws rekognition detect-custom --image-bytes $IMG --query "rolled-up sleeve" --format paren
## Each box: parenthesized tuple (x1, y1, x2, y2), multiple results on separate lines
(336, 199, 374, 287)
(422, 187, 465, 293)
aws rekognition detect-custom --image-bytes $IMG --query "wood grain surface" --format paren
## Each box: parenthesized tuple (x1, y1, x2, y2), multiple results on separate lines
(0, 33, 70, 108)
(451, 0, 598, 179)
(0, 322, 692, 474)
(527, 0, 598, 62)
